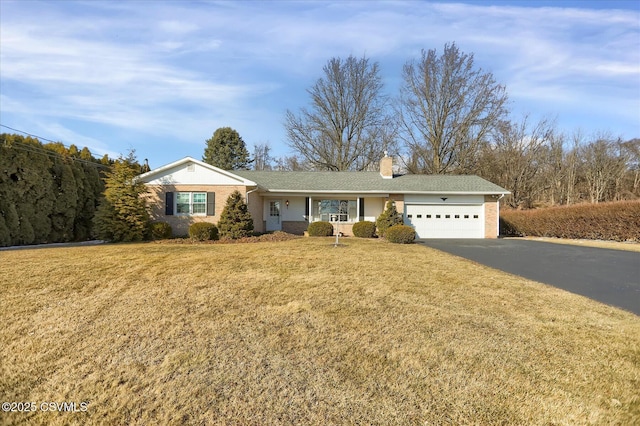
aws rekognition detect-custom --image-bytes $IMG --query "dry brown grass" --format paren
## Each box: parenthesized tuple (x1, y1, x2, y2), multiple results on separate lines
(1, 238, 638, 425)
(520, 236, 640, 252)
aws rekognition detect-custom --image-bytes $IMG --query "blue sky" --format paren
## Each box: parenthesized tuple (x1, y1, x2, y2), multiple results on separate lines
(1, 0, 639, 168)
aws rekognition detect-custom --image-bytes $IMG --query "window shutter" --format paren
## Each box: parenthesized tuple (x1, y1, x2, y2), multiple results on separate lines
(305, 197, 310, 217)
(206, 192, 215, 216)
(165, 192, 174, 216)
(359, 198, 364, 221)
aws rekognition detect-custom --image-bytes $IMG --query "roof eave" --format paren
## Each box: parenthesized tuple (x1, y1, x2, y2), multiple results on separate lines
(138, 156, 257, 186)
(256, 189, 510, 195)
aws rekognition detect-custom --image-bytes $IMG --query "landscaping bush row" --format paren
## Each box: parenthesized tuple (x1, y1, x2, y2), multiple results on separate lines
(307, 220, 415, 244)
(500, 200, 640, 242)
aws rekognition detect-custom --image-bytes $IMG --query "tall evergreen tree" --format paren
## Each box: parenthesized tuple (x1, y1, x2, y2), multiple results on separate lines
(49, 158, 78, 242)
(0, 133, 105, 246)
(217, 190, 254, 239)
(94, 152, 150, 242)
(203, 127, 252, 170)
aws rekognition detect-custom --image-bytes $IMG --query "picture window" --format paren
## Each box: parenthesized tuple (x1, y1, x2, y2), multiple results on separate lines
(176, 192, 207, 215)
(315, 199, 356, 222)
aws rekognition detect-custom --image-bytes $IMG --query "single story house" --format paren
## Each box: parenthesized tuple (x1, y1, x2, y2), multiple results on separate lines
(138, 155, 510, 239)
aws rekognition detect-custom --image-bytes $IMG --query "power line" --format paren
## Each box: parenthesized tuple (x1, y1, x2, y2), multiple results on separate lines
(1, 124, 112, 169)
(1, 124, 93, 149)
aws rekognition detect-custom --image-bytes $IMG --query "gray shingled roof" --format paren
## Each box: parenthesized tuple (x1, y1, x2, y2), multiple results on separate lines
(234, 171, 509, 194)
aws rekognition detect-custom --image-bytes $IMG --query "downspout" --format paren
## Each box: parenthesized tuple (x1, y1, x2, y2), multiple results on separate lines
(245, 186, 260, 232)
(497, 194, 505, 238)
(245, 187, 258, 205)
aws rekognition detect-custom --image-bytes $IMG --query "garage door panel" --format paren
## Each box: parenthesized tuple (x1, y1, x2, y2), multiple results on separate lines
(405, 204, 484, 239)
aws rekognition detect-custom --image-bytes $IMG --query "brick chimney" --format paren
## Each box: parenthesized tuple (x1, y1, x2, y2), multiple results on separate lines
(380, 151, 393, 179)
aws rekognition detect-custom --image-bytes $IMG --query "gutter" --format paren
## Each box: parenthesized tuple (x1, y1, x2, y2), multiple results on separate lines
(245, 187, 259, 205)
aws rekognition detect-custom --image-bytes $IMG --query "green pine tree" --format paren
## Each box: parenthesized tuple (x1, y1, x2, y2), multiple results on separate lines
(203, 127, 252, 170)
(94, 153, 150, 242)
(217, 190, 254, 239)
(376, 200, 403, 237)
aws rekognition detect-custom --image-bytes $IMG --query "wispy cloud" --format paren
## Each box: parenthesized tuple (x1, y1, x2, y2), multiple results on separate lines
(1, 0, 638, 165)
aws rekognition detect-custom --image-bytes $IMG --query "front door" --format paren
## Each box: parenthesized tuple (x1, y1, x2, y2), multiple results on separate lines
(266, 200, 281, 231)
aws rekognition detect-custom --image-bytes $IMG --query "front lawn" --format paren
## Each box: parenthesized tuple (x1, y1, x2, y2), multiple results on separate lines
(1, 238, 638, 425)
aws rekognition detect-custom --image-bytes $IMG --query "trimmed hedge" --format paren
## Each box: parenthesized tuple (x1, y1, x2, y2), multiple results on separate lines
(307, 221, 334, 237)
(352, 221, 377, 238)
(500, 200, 640, 242)
(150, 222, 172, 240)
(189, 222, 219, 241)
(385, 224, 416, 244)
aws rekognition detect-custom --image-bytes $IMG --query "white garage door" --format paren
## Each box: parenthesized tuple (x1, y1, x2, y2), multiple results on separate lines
(404, 204, 484, 239)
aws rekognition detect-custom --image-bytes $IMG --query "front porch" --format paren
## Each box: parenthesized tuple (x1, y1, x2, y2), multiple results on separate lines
(254, 195, 386, 236)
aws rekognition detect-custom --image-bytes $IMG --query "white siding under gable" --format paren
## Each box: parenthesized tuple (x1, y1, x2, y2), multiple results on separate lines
(142, 160, 253, 186)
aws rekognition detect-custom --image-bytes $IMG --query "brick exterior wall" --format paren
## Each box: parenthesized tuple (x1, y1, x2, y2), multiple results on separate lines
(484, 196, 498, 238)
(331, 222, 355, 236)
(246, 190, 263, 233)
(282, 221, 308, 235)
(144, 184, 250, 236)
(389, 194, 404, 218)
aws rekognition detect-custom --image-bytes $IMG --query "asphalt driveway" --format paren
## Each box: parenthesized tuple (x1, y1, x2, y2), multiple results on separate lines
(418, 238, 640, 316)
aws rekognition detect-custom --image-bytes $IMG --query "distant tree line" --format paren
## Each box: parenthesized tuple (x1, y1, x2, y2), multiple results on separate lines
(476, 121, 639, 208)
(0, 133, 111, 247)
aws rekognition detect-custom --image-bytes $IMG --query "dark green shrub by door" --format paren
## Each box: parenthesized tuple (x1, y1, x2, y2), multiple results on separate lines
(307, 221, 334, 236)
(352, 221, 376, 238)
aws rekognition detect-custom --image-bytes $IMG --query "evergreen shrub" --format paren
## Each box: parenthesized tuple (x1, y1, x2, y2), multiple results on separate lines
(385, 225, 416, 244)
(94, 153, 151, 243)
(151, 222, 173, 239)
(189, 222, 219, 241)
(217, 190, 254, 239)
(352, 221, 376, 238)
(307, 221, 334, 236)
(376, 200, 403, 237)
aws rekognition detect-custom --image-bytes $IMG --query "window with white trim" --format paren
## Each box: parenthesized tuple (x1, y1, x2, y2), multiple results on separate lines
(313, 199, 357, 222)
(176, 192, 207, 215)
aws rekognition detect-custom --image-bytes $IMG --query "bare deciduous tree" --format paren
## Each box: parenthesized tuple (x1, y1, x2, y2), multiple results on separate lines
(252, 142, 272, 171)
(620, 138, 640, 198)
(481, 116, 556, 208)
(274, 154, 309, 171)
(397, 43, 508, 174)
(285, 55, 395, 171)
(580, 135, 628, 203)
